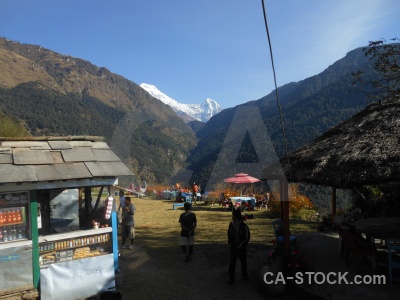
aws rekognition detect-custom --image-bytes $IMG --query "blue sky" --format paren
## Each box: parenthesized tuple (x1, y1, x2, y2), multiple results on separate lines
(1, 0, 399, 108)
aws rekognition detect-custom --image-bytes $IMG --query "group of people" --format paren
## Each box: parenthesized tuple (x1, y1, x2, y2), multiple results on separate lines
(117, 188, 251, 284)
(174, 182, 205, 203)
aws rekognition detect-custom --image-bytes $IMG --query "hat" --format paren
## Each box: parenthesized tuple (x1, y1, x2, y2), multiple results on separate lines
(232, 209, 242, 220)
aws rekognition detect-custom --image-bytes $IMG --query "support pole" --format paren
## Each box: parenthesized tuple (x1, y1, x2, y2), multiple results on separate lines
(331, 186, 337, 230)
(30, 191, 39, 289)
(280, 179, 290, 257)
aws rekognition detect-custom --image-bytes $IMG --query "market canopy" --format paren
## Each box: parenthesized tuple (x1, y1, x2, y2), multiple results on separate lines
(264, 91, 400, 189)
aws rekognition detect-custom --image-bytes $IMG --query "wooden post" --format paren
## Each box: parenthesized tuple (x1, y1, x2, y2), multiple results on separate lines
(83, 187, 91, 227)
(331, 186, 337, 230)
(280, 179, 290, 257)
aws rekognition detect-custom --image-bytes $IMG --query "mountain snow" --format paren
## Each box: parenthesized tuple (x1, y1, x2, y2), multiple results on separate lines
(140, 83, 221, 122)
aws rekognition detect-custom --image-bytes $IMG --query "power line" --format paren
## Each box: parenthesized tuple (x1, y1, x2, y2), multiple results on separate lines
(260, 0, 291, 177)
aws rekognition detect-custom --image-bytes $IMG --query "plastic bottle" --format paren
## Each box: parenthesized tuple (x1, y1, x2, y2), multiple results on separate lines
(20, 225, 26, 238)
(7, 210, 12, 223)
(3, 228, 8, 242)
(11, 226, 16, 240)
(17, 225, 22, 239)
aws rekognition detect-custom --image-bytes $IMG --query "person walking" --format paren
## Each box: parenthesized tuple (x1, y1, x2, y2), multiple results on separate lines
(121, 197, 135, 250)
(227, 209, 250, 284)
(179, 202, 197, 262)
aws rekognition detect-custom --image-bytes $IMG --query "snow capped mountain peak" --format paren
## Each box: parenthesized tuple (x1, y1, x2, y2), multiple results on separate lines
(140, 83, 222, 122)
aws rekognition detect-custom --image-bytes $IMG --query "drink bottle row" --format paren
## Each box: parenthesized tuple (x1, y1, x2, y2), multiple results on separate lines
(0, 224, 27, 242)
(0, 208, 24, 224)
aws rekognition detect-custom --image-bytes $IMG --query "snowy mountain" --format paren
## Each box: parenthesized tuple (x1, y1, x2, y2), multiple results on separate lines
(140, 83, 221, 122)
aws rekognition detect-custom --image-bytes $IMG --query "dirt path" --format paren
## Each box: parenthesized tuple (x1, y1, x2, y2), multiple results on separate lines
(117, 241, 311, 300)
(118, 242, 263, 299)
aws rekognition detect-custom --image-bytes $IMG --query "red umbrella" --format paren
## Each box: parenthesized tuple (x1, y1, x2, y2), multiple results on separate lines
(223, 173, 260, 183)
(223, 173, 260, 195)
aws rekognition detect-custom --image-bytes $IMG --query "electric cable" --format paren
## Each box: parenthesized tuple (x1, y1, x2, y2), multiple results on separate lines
(261, 0, 291, 178)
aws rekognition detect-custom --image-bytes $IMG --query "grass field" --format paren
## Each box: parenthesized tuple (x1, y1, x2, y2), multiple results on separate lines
(131, 196, 317, 249)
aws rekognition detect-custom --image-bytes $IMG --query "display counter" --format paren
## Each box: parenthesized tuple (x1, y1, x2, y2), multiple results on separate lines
(38, 227, 112, 266)
(39, 227, 116, 300)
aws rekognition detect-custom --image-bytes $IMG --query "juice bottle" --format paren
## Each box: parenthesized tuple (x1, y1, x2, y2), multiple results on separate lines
(21, 207, 26, 223)
(0, 212, 3, 224)
(7, 210, 12, 223)
(16, 209, 22, 222)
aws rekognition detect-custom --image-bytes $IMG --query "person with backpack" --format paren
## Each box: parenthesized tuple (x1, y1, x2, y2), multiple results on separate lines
(179, 202, 197, 262)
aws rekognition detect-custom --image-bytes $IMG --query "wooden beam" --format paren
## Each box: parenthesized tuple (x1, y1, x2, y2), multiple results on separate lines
(92, 186, 104, 212)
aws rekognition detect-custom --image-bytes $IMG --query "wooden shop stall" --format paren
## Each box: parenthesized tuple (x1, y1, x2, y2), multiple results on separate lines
(0, 136, 133, 300)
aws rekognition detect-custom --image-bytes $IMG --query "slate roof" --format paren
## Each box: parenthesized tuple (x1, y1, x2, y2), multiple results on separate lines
(0, 136, 133, 187)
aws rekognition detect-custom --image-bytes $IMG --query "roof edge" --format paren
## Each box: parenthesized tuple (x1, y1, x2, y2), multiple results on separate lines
(0, 136, 105, 142)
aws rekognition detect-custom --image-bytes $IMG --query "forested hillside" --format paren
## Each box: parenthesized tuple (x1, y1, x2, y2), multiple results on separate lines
(0, 37, 196, 184)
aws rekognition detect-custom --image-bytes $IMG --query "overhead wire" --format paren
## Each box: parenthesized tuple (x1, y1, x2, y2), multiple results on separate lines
(260, 0, 291, 178)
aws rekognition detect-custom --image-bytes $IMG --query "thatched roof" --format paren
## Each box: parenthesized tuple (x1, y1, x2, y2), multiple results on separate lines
(0, 136, 134, 192)
(264, 91, 400, 188)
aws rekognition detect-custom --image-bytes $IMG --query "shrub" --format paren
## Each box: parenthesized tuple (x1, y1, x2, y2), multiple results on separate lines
(268, 184, 315, 217)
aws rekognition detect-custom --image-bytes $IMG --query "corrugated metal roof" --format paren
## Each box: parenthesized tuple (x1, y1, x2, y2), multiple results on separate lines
(0, 136, 134, 187)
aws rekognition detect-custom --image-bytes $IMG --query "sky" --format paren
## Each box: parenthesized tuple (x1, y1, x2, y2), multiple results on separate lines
(0, 0, 399, 109)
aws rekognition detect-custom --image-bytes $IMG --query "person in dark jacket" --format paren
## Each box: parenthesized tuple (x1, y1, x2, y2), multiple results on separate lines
(227, 209, 250, 283)
(179, 202, 197, 262)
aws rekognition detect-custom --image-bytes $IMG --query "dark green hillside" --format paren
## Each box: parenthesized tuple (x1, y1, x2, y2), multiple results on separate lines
(265, 75, 368, 157)
(0, 110, 29, 137)
(188, 47, 376, 187)
(0, 82, 123, 138)
(187, 120, 205, 133)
